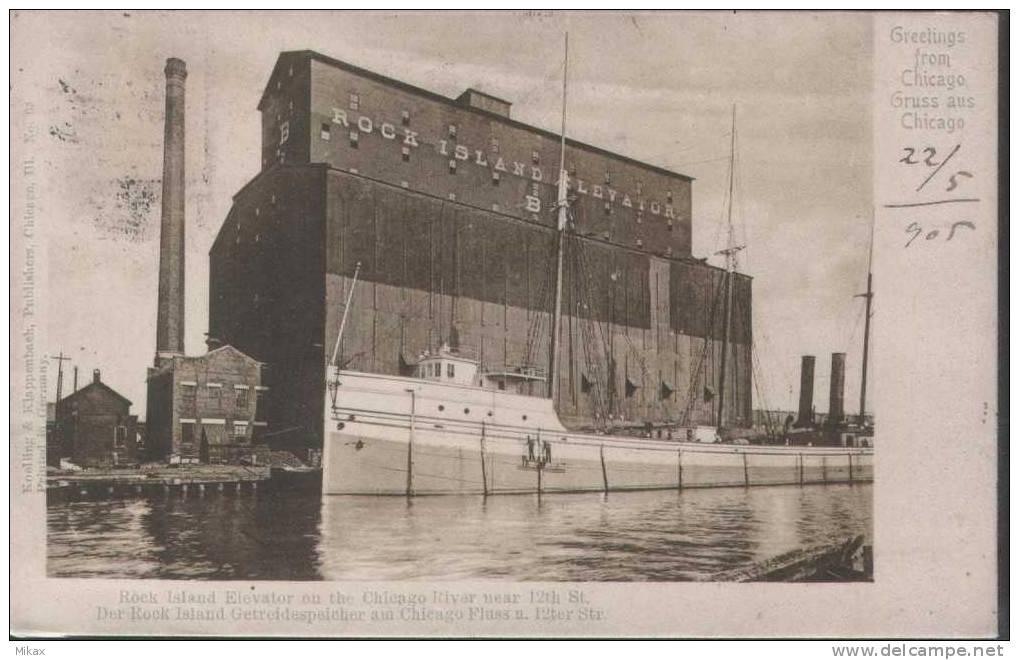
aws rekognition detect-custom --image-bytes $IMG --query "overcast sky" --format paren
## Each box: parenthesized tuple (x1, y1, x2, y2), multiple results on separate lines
(13, 10, 874, 416)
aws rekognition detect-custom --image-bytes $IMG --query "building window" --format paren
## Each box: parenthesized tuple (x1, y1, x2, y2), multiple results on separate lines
(114, 425, 127, 449)
(447, 363, 455, 378)
(181, 383, 196, 415)
(349, 131, 359, 148)
(667, 190, 674, 203)
(448, 124, 457, 137)
(492, 171, 500, 186)
(232, 422, 249, 444)
(321, 123, 331, 140)
(491, 137, 500, 153)
(449, 159, 457, 174)
(181, 422, 196, 447)
(349, 93, 360, 110)
(532, 150, 540, 164)
(432, 363, 440, 378)
(401, 110, 410, 126)
(401, 146, 410, 162)
(207, 383, 222, 407)
(255, 389, 268, 422)
(235, 387, 249, 409)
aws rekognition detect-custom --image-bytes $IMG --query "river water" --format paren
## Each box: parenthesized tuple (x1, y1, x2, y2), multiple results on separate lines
(47, 483, 872, 581)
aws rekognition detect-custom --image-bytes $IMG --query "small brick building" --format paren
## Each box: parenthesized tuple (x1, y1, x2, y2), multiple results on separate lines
(145, 344, 268, 463)
(54, 370, 139, 468)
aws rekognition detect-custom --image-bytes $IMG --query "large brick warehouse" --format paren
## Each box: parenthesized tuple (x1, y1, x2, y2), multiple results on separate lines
(208, 50, 753, 456)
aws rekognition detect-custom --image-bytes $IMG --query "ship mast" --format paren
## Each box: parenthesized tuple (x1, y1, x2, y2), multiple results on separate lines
(716, 105, 744, 431)
(856, 217, 874, 426)
(548, 33, 569, 401)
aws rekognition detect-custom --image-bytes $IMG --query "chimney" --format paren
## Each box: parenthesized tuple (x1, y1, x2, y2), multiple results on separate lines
(93, 369, 101, 384)
(155, 57, 187, 366)
(796, 355, 815, 427)
(828, 352, 846, 426)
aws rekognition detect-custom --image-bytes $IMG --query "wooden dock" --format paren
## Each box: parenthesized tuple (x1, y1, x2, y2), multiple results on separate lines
(46, 465, 271, 503)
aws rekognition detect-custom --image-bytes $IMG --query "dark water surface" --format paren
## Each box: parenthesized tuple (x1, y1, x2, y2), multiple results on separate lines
(48, 484, 872, 581)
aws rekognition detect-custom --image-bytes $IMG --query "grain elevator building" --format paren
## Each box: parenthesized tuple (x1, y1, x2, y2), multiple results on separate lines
(209, 50, 753, 456)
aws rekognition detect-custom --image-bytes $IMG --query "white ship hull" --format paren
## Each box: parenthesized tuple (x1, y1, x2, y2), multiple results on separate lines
(322, 368, 874, 496)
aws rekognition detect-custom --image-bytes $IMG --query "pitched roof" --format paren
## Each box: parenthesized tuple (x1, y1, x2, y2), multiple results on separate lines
(60, 380, 132, 407)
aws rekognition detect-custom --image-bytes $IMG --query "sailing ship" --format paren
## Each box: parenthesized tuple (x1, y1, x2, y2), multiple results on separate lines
(320, 38, 874, 496)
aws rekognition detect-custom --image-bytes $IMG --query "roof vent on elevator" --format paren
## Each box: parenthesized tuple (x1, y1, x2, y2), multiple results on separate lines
(455, 88, 512, 118)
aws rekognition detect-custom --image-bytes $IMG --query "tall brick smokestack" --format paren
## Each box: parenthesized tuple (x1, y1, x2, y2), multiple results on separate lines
(828, 352, 846, 426)
(155, 57, 187, 365)
(796, 355, 815, 427)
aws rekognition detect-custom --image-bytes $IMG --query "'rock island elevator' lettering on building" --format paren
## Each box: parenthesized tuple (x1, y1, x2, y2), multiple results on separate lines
(209, 50, 753, 456)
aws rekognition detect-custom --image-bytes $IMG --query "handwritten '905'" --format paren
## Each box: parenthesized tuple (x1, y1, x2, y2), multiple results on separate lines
(905, 220, 976, 247)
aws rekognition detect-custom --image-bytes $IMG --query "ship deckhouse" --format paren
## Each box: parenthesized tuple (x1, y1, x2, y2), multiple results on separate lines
(414, 344, 480, 386)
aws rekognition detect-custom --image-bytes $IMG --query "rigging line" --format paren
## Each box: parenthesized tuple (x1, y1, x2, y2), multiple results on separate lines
(575, 231, 616, 417)
(843, 301, 867, 355)
(532, 246, 555, 362)
(669, 154, 732, 168)
(683, 266, 729, 426)
(573, 238, 609, 424)
(522, 238, 555, 367)
(732, 287, 771, 431)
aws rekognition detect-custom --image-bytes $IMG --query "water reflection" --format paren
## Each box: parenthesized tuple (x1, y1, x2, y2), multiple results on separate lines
(48, 484, 871, 581)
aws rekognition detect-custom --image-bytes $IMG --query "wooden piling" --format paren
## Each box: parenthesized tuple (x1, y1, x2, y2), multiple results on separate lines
(599, 445, 609, 493)
(742, 452, 749, 487)
(798, 454, 804, 486)
(479, 422, 488, 497)
(848, 453, 854, 481)
(677, 448, 683, 489)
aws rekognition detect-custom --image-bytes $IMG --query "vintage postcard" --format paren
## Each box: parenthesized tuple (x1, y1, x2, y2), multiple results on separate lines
(9, 10, 1002, 638)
